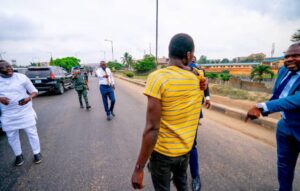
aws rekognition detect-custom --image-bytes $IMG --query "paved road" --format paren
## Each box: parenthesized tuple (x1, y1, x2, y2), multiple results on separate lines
(0, 76, 300, 191)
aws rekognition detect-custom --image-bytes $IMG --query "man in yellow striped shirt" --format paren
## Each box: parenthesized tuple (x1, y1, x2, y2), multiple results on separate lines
(131, 33, 205, 191)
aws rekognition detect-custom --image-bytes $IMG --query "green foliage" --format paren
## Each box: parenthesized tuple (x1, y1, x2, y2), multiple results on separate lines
(219, 73, 231, 81)
(133, 54, 156, 73)
(221, 58, 230, 63)
(291, 29, 300, 42)
(222, 70, 230, 74)
(251, 65, 274, 82)
(51, 57, 80, 72)
(206, 72, 218, 79)
(124, 71, 134, 78)
(197, 55, 208, 64)
(107, 61, 123, 71)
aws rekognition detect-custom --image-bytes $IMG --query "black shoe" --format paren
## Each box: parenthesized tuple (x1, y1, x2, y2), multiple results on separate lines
(86, 105, 91, 110)
(111, 111, 115, 117)
(15, 154, 24, 166)
(80, 105, 84, 108)
(192, 176, 201, 191)
(34, 153, 42, 164)
(107, 115, 112, 121)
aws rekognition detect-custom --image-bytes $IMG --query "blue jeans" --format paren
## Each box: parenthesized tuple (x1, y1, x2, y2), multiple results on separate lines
(99, 85, 115, 116)
(276, 120, 300, 191)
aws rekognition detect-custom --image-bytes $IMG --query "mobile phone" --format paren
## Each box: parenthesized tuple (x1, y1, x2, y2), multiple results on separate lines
(18, 98, 25, 104)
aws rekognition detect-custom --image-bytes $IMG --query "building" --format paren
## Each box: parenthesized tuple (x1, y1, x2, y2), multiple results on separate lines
(199, 62, 260, 75)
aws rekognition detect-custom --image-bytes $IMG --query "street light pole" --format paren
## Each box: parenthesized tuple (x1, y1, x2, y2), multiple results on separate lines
(155, 0, 158, 64)
(105, 39, 114, 61)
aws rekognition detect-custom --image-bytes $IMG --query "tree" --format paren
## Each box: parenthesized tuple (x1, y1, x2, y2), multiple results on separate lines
(50, 57, 80, 72)
(107, 61, 124, 71)
(197, 55, 207, 64)
(133, 54, 156, 73)
(250, 65, 274, 82)
(221, 58, 230, 63)
(206, 72, 218, 79)
(291, 29, 300, 42)
(122, 52, 135, 71)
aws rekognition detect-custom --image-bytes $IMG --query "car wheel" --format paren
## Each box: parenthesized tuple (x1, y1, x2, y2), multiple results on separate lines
(56, 83, 64, 94)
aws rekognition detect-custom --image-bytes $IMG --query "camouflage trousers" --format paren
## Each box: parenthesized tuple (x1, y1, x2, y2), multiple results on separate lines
(76, 89, 89, 107)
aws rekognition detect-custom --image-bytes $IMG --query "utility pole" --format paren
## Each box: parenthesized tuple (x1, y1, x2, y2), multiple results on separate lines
(105, 39, 114, 61)
(271, 42, 275, 58)
(155, 0, 158, 64)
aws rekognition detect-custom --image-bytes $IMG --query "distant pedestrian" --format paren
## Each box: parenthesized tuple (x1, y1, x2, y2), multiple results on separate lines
(96, 61, 116, 121)
(131, 33, 205, 191)
(72, 68, 91, 110)
(0, 60, 42, 166)
(246, 42, 300, 191)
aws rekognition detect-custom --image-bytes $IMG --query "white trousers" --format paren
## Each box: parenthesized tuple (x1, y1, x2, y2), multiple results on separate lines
(6, 125, 41, 156)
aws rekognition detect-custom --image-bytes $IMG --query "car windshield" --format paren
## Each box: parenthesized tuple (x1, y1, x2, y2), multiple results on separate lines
(26, 68, 51, 78)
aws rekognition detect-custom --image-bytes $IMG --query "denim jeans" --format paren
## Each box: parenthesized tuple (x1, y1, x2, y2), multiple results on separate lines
(148, 151, 190, 191)
(99, 85, 115, 116)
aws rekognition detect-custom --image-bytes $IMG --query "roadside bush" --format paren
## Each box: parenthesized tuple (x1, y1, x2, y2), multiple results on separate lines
(219, 73, 231, 81)
(51, 57, 80, 72)
(206, 72, 218, 79)
(134, 54, 156, 73)
(124, 71, 134, 78)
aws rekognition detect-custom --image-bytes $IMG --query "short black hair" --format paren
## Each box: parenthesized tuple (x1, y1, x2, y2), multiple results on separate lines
(168, 33, 194, 59)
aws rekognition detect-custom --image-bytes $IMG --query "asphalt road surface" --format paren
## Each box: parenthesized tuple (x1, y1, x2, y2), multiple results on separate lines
(0, 76, 300, 191)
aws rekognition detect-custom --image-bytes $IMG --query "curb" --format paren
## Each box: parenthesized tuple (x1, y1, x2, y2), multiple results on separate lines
(115, 75, 278, 130)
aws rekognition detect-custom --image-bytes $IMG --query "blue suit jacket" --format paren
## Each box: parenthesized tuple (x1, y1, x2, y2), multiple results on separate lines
(265, 67, 300, 129)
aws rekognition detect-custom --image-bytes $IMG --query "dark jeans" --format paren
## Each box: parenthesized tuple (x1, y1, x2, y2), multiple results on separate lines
(76, 89, 89, 106)
(189, 133, 200, 179)
(99, 85, 115, 116)
(276, 122, 300, 191)
(148, 151, 190, 191)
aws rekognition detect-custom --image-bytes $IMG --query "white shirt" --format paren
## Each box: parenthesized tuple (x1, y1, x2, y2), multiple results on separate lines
(95, 67, 115, 85)
(0, 73, 38, 131)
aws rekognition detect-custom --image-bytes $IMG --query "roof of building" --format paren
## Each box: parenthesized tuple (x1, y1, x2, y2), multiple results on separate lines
(263, 57, 284, 63)
(198, 62, 260, 67)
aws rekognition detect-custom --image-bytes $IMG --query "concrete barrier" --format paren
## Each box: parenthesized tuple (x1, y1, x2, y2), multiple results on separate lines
(115, 74, 278, 130)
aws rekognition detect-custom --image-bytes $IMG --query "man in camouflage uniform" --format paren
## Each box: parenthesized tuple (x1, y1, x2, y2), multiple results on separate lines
(72, 68, 91, 110)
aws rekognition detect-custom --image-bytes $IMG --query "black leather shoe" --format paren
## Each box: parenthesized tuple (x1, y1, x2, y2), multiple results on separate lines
(86, 105, 91, 110)
(15, 154, 24, 166)
(34, 153, 42, 164)
(80, 105, 84, 108)
(111, 111, 115, 117)
(192, 176, 201, 191)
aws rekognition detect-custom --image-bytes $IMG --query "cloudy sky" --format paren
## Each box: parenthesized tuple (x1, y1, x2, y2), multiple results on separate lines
(0, 0, 299, 65)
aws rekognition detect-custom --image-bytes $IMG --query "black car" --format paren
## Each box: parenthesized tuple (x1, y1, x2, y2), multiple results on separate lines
(26, 66, 74, 94)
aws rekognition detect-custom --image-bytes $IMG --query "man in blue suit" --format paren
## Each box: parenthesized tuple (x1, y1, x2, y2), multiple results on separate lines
(246, 42, 300, 191)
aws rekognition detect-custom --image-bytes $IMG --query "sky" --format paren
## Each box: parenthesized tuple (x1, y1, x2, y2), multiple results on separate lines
(0, 0, 299, 65)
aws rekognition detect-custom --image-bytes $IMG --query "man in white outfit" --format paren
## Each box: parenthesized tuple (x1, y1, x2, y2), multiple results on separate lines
(0, 60, 42, 166)
(96, 61, 116, 121)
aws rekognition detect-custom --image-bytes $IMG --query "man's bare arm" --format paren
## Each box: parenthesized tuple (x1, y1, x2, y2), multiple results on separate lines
(131, 96, 161, 189)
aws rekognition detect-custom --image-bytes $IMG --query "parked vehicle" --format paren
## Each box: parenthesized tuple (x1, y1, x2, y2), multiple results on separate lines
(13, 68, 28, 75)
(26, 66, 74, 94)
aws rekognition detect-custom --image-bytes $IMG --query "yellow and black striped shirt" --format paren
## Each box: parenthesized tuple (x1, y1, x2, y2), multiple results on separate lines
(144, 66, 204, 157)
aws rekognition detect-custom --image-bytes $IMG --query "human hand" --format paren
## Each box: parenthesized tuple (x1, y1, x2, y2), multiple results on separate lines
(245, 106, 261, 122)
(200, 79, 206, 90)
(19, 97, 31, 106)
(0, 97, 10, 105)
(103, 74, 109, 78)
(112, 85, 115, 90)
(204, 100, 211, 109)
(131, 168, 144, 189)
